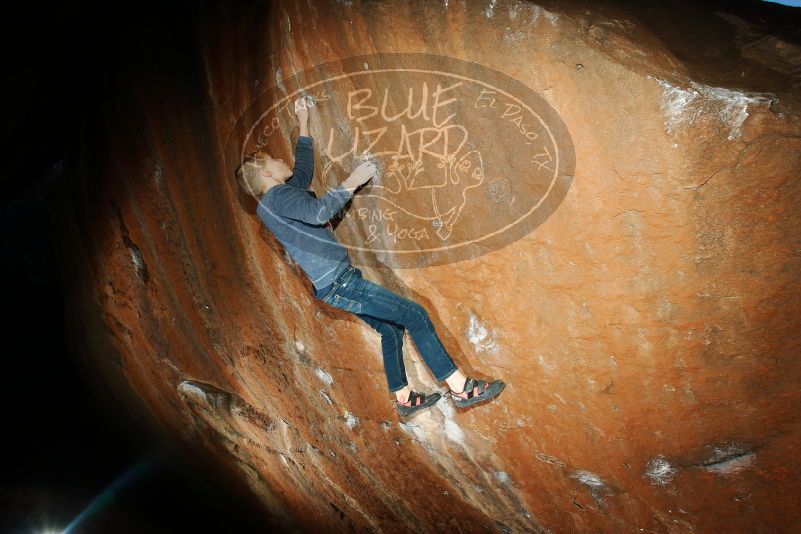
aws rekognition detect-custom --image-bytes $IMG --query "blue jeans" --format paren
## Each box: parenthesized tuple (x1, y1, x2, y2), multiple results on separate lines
(313, 266, 458, 392)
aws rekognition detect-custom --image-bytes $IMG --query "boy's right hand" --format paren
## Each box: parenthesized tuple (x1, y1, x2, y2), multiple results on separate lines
(344, 161, 378, 188)
(294, 95, 313, 123)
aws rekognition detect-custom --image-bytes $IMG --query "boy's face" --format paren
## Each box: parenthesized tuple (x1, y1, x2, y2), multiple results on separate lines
(251, 152, 293, 191)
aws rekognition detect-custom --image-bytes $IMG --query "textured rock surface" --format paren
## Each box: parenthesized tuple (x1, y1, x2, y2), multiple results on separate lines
(51, 0, 801, 532)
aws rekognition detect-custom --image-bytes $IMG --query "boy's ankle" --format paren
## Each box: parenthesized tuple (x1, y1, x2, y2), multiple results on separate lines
(394, 386, 411, 402)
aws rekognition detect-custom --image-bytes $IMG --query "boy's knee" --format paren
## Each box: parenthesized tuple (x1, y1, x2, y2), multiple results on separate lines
(405, 300, 430, 321)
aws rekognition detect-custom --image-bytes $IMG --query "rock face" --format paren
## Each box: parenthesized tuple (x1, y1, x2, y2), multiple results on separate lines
(51, 0, 801, 532)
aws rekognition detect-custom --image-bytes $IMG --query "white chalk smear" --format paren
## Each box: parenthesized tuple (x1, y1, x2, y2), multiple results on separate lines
(703, 445, 755, 474)
(344, 411, 359, 429)
(645, 456, 677, 485)
(399, 421, 427, 442)
(494, 470, 510, 484)
(177, 381, 207, 402)
(485, 0, 497, 18)
(466, 313, 500, 354)
(572, 470, 605, 488)
(543, 9, 558, 25)
(650, 76, 775, 140)
(504, 30, 527, 43)
(315, 367, 334, 385)
(436, 397, 466, 445)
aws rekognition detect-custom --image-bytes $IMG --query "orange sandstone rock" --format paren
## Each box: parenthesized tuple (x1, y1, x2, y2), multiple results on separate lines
(52, 0, 801, 532)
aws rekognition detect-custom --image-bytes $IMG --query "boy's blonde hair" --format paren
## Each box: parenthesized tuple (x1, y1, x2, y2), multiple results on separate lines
(235, 151, 265, 196)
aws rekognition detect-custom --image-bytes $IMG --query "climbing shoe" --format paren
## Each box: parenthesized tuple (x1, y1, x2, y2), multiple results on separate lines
(449, 376, 505, 408)
(395, 390, 441, 417)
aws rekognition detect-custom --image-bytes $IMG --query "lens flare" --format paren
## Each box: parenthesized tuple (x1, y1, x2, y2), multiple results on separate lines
(60, 453, 162, 534)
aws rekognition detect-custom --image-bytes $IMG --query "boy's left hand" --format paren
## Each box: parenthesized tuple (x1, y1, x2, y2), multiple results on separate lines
(294, 95, 314, 124)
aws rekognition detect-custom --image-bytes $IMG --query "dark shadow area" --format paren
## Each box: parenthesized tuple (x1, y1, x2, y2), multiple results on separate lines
(0, 144, 278, 534)
(0, 0, 281, 531)
(537, 0, 801, 95)
(625, 0, 801, 92)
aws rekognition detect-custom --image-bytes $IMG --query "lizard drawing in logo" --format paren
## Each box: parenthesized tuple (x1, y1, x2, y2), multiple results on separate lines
(355, 124, 486, 242)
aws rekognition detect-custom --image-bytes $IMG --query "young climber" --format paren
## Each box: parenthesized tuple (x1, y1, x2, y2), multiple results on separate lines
(235, 96, 504, 417)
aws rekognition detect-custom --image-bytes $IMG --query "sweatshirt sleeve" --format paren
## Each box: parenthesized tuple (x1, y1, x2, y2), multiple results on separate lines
(285, 135, 314, 189)
(268, 184, 352, 225)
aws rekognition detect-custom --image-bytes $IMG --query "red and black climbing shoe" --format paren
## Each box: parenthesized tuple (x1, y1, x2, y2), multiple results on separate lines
(450, 376, 505, 408)
(395, 390, 441, 417)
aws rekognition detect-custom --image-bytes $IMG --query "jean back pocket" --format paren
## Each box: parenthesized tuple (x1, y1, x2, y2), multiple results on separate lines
(330, 293, 363, 314)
